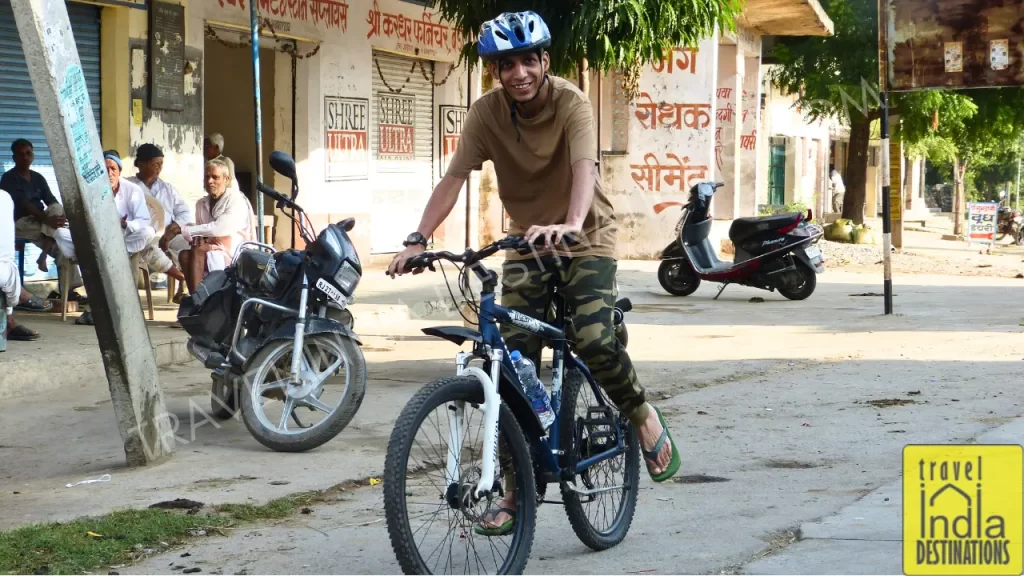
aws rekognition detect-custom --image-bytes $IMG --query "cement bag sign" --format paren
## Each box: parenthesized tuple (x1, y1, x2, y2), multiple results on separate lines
(439, 105, 466, 177)
(377, 94, 416, 163)
(325, 96, 369, 181)
(967, 202, 998, 245)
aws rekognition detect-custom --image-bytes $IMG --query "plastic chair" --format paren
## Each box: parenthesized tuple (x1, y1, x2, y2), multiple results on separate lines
(60, 254, 154, 321)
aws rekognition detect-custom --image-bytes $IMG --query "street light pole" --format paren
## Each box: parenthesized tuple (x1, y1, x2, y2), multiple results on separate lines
(878, 0, 893, 314)
(250, 0, 265, 243)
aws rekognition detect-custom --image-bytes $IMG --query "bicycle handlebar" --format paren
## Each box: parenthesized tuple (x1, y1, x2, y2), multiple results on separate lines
(397, 233, 580, 274)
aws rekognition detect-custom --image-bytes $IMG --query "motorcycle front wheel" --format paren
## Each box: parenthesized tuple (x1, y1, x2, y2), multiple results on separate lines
(239, 333, 366, 452)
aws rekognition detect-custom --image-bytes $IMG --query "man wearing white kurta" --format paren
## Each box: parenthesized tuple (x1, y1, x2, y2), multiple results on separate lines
(54, 151, 154, 325)
(128, 143, 190, 296)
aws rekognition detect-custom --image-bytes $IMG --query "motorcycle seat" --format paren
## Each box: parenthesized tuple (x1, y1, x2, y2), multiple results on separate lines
(729, 213, 801, 243)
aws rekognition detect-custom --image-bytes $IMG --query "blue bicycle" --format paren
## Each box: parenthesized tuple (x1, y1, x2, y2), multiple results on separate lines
(383, 236, 640, 575)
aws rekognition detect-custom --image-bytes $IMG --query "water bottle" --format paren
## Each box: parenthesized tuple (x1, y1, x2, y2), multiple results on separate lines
(510, 350, 555, 429)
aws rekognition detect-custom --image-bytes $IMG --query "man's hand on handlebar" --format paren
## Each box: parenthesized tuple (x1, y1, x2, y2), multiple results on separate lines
(525, 223, 581, 250)
(387, 244, 426, 278)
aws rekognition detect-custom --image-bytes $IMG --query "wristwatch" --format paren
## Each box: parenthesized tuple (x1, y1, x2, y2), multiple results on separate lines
(403, 232, 427, 248)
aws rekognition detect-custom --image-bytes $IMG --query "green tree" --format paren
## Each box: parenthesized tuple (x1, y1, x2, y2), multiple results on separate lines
(901, 89, 1024, 235)
(432, 0, 744, 93)
(767, 0, 879, 223)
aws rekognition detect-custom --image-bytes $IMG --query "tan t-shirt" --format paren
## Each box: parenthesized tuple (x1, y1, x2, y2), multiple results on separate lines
(445, 75, 617, 259)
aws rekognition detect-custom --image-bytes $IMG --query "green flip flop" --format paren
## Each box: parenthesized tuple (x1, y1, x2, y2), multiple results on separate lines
(473, 506, 516, 537)
(642, 406, 681, 482)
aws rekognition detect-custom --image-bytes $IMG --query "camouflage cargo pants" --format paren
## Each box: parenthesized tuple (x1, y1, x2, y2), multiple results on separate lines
(500, 255, 648, 424)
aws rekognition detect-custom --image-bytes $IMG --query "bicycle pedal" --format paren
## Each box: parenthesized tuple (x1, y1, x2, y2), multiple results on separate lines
(583, 406, 615, 426)
(582, 407, 616, 442)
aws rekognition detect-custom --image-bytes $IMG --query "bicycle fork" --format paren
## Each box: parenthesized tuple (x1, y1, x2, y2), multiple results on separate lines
(448, 349, 503, 501)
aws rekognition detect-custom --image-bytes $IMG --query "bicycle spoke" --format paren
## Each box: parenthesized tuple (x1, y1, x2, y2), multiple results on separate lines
(394, 389, 523, 575)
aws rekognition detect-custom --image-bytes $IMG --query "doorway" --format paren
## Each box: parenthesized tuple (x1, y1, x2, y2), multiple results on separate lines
(203, 34, 283, 245)
(768, 139, 786, 206)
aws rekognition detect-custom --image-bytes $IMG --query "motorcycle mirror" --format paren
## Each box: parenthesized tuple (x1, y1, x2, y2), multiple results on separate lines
(269, 151, 298, 182)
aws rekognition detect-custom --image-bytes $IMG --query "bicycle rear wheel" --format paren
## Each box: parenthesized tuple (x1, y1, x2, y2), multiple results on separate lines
(384, 376, 537, 575)
(560, 368, 640, 550)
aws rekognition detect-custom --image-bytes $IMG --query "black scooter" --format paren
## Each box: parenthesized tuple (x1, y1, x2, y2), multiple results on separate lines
(657, 181, 825, 300)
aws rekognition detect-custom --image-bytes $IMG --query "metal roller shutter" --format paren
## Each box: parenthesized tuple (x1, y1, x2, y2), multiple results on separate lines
(370, 50, 434, 253)
(0, 0, 101, 280)
(0, 0, 102, 173)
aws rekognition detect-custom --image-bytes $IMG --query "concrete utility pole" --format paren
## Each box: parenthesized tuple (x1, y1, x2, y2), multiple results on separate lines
(11, 0, 174, 465)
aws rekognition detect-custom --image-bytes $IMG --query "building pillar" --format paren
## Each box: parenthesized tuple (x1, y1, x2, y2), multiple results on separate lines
(100, 6, 130, 155)
(715, 44, 742, 220)
(740, 56, 761, 217)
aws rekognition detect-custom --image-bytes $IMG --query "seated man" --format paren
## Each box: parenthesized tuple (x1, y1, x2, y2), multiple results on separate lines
(203, 133, 238, 190)
(0, 138, 85, 306)
(55, 150, 155, 326)
(127, 143, 189, 300)
(0, 189, 42, 345)
(179, 158, 255, 293)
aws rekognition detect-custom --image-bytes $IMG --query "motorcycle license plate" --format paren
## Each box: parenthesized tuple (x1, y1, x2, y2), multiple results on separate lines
(805, 246, 822, 261)
(316, 277, 344, 303)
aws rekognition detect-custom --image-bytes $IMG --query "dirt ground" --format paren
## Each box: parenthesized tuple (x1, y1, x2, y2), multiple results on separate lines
(5, 252, 1022, 575)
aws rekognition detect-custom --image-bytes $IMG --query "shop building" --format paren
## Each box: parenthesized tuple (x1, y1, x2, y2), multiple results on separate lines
(1, 0, 480, 281)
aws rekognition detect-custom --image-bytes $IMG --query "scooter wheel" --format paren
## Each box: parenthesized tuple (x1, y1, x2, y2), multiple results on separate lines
(776, 261, 817, 300)
(658, 260, 700, 296)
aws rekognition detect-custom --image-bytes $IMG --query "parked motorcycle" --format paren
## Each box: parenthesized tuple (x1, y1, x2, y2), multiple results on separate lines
(657, 181, 825, 300)
(996, 206, 1024, 245)
(176, 151, 367, 453)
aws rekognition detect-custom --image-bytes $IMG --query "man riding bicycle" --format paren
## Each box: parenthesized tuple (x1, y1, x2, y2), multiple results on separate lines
(387, 10, 680, 534)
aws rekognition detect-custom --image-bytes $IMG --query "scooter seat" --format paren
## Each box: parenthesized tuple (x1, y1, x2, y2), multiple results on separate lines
(729, 213, 801, 243)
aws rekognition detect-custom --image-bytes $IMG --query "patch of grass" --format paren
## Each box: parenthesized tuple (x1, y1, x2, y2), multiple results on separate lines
(215, 491, 318, 522)
(0, 509, 229, 575)
(0, 492, 332, 575)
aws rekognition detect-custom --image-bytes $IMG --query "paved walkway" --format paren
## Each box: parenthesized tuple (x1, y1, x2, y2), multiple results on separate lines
(742, 418, 1024, 575)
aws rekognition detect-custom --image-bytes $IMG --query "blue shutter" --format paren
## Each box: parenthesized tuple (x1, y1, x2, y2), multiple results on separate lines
(0, 0, 102, 169)
(0, 0, 101, 281)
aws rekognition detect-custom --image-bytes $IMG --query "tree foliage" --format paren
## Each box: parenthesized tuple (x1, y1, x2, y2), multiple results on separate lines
(767, 0, 878, 123)
(899, 89, 1024, 165)
(765, 0, 880, 223)
(430, 0, 744, 80)
(899, 88, 1024, 233)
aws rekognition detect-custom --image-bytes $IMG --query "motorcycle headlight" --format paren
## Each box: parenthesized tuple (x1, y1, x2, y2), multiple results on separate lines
(334, 260, 360, 296)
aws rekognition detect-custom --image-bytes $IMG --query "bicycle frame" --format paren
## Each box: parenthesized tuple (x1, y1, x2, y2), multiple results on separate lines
(448, 268, 630, 500)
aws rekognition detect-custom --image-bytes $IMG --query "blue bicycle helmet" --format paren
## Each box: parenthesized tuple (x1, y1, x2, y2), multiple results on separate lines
(478, 11, 551, 61)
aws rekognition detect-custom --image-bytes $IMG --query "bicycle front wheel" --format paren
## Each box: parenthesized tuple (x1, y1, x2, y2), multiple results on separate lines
(384, 376, 537, 575)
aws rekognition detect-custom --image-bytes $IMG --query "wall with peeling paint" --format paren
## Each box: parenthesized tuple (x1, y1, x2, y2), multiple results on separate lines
(601, 34, 720, 259)
(125, 3, 207, 210)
